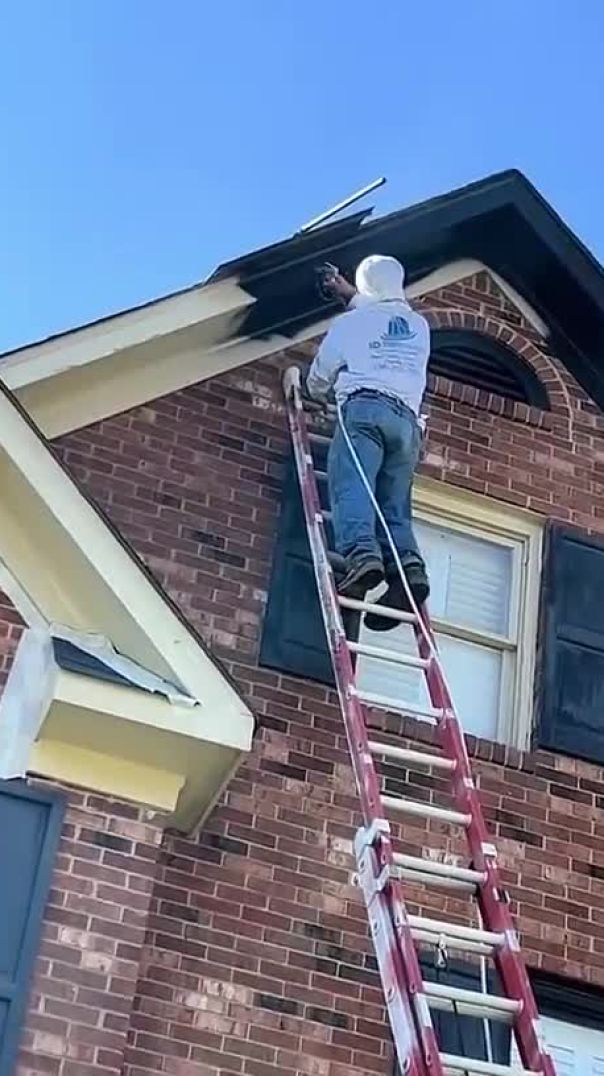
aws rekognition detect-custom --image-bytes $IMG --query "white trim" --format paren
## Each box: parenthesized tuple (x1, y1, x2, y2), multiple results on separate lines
(407, 258, 549, 337)
(0, 260, 548, 438)
(50, 624, 197, 706)
(0, 556, 199, 707)
(1, 278, 254, 390)
(0, 628, 251, 830)
(0, 558, 48, 630)
(0, 630, 56, 778)
(489, 269, 549, 337)
(414, 477, 542, 750)
(408, 259, 487, 298)
(0, 383, 254, 754)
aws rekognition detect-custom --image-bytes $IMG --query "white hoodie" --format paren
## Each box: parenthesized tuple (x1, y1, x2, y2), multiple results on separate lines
(306, 255, 430, 415)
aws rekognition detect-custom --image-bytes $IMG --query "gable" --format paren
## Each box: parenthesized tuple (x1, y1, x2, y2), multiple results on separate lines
(1, 170, 604, 438)
(0, 380, 254, 830)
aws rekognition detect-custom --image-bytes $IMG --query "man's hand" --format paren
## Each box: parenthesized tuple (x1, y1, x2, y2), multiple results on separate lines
(283, 366, 302, 398)
(329, 272, 357, 304)
(316, 263, 356, 305)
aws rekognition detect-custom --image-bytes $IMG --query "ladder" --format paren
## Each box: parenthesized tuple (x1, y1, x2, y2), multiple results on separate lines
(282, 368, 556, 1076)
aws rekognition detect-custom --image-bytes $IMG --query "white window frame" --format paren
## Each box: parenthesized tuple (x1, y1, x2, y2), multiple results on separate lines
(512, 1013, 604, 1070)
(407, 477, 543, 750)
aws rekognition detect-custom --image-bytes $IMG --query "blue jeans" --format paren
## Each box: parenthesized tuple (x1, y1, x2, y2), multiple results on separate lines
(328, 392, 423, 569)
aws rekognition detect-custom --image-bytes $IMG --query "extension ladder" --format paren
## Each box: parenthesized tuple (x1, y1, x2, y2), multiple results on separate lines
(283, 368, 556, 1076)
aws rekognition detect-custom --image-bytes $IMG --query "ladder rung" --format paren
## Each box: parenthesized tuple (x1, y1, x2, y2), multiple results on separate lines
(408, 915, 505, 950)
(349, 641, 429, 669)
(441, 1056, 537, 1076)
(424, 981, 520, 1022)
(287, 374, 543, 1076)
(368, 741, 456, 771)
(354, 688, 443, 722)
(393, 853, 485, 887)
(381, 795, 470, 826)
(308, 431, 332, 447)
(394, 865, 477, 893)
(411, 927, 495, 957)
(301, 399, 334, 416)
(339, 595, 417, 624)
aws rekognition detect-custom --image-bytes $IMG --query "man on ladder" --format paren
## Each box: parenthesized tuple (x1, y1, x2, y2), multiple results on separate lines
(304, 254, 431, 626)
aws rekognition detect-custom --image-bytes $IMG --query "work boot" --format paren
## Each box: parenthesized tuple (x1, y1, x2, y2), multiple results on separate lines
(337, 555, 384, 600)
(364, 560, 430, 631)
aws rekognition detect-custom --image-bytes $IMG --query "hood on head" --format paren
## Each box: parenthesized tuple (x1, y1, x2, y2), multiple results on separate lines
(355, 255, 406, 302)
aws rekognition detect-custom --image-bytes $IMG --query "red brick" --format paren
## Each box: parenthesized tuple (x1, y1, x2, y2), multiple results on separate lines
(9, 280, 604, 1076)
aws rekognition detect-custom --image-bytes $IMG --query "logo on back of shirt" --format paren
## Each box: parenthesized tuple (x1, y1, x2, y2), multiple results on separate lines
(369, 315, 417, 351)
(384, 315, 415, 340)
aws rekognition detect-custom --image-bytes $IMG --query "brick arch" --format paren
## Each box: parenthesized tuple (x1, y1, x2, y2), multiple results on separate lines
(422, 305, 574, 423)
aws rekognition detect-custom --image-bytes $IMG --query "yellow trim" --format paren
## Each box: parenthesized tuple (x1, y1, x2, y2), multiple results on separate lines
(53, 671, 250, 754)
(0, 385, 254, 719)
(29, 669, 248, 830)
(414, 474, 542, 539)
(31, 741, 184, 812)
(1, 262, 546, 438)
(0, 384, 254, 827)
(13, 323, 333, 439)
(2, 278, 252, 390)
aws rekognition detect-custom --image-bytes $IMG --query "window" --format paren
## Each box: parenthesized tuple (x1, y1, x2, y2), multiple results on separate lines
(260, 464, 542, 751)
(430, 329, 550, 409)
(357, 516, 521, 743)
(357, 495, 541, 747)
(512, 1016, 604, 1073)
(393, 967, 604, 1074)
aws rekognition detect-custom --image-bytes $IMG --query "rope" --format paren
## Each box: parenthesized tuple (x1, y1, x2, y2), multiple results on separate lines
(335, 400, 444, 678)
(335, 398, 494, 1067)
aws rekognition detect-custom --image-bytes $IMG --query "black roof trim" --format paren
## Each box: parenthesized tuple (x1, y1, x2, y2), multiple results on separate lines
(210, 169, 604, 413)
(210, 208, 372, 284)
(4, 170, 604, 415)
(52, 637, 142, 691)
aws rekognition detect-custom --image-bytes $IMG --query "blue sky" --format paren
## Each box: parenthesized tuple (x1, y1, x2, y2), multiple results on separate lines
(1, 1, 603, 352)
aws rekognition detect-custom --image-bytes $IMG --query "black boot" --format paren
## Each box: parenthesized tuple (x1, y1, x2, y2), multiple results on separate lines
(364, 560, 430, 631)
(337, 554, 384, 599)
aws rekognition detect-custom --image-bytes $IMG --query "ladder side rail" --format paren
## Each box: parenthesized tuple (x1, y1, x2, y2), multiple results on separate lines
(414, 612, 556, 1076)
(285, 376, 556, 1075)
(285, 381, 443, 1076)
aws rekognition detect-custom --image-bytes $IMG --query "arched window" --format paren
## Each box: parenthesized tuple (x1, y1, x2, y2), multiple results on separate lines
(429, 329, 549, 409)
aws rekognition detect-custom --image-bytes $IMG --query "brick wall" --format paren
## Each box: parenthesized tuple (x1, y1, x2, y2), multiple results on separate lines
(0, 591, 24, 688)
(12, 269, 604, 1075)
(16, 786, 163, 1076)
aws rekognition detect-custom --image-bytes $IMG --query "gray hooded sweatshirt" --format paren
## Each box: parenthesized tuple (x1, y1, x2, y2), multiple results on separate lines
(306, 255, 430, 415)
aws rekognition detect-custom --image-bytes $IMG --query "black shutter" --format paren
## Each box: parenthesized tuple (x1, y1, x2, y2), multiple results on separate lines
(259, 454, 334, 684)
(0, 779, 64, 1074)
(538, 525, 604, 762)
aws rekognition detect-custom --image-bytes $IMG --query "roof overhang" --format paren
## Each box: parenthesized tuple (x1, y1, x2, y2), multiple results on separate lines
(0, 381, 254, 830)
(3, 170, 603, 437)
(0, 631, 248, 830)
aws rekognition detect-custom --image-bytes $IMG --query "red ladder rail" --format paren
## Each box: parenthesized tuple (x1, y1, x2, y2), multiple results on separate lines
(283, 369, 556, 1076)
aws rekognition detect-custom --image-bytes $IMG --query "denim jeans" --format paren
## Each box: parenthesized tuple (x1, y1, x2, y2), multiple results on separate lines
(327, 391, 423, 569)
